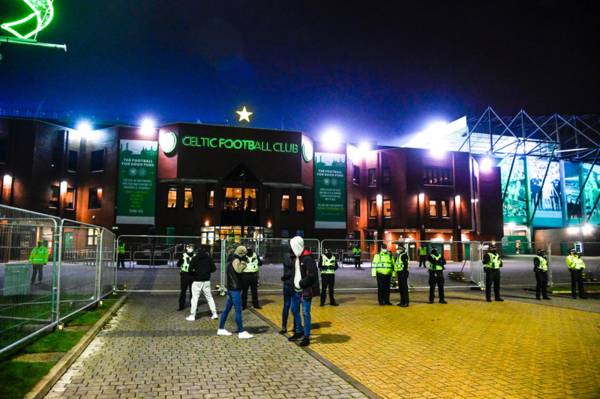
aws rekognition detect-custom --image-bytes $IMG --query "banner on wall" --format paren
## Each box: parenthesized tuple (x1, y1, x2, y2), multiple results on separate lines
(564, 162, 582, 223)
(527, 158, 562, 227)
(500, 156, 528, 224)
(116, 140, 158, 224)
(314, 152, 346, 229)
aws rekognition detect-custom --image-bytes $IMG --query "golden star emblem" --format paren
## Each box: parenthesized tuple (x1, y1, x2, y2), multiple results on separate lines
(236, 106, 253, 123)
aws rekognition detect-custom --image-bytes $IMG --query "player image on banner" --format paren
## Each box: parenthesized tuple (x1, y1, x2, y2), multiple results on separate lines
(527, 158, 562, 227)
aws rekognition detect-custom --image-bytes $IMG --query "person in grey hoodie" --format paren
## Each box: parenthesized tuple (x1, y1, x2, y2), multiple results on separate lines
(288, 236, 320, 347)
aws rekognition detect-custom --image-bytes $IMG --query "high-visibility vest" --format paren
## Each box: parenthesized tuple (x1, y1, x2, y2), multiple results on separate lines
(352, 247, 361, 256)
(244, 253, 259, 273)
(419, 247, 428, 256)
(536, 255, 548, 272)
(484, 252, 502, 269)
(321, 254, 337, 274)
(393, 251, 409, 272)
(29, 246, 49, 265)
(117, 243, 125, 254)
(428, 253, 444, 271)
(371, 252, 393, 276)
(180, 252, 193, 273)
(566, 255, 585, 270)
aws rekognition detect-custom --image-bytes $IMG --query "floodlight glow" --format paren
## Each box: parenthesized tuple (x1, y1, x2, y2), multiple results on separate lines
(1, 0, 55, 40)
(358, 141, 371, 152)
(60, 180, 68, 193)
(582, 223, 594, 236)
(429, 147, 447, 159)
(480, 157, 493, 173)
(159, 131, 177, 153)
(321, 126, 343, 149)
(506, 222, 516, 230)
(76, 120, 93, 138)
(418, 193, 425, 203)
(454, 195, 461, 206)
(376, 194, 383, 207)
(567, 226, 579, 235)
(140, 117, 157, 136)
(3, 174, 12, 187)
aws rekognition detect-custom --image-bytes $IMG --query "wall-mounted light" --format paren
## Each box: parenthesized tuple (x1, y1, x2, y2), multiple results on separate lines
(418, 193, 425, 203)
(3, 174, 12, 187)
(480, 156, 493, 173)
(60, 180, 68, 194)
(376, 194, 383, 207)
(204, 219, 210, 227)
(76, 119, 93, 139)
(454, 195, 461, 206)
(267, 220, 272, 228)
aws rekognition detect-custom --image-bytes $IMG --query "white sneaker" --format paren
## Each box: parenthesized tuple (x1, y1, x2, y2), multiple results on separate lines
(217, 329, 232, 336)
(211, 314, 219, 320)
(185, 315, 195, 321)
(238, 331, 254, 339)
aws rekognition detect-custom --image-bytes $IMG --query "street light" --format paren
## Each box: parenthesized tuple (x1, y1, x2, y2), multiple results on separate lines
(321, 126, 343, 150)
(76, 119, 93, 139)
(480, 156, 493, 173)
(140, 117, 157, 137)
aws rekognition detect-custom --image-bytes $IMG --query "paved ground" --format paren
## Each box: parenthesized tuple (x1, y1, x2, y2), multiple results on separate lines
(45, 294, 366, 399)
(256, 292, 600, 399)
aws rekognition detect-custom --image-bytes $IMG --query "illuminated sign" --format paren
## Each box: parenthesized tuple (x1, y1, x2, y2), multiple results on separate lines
(159, 131, 177, 154)
(2, 0, 54, 39)
(182, 136, 298, 154)
(236, 106, 253, 123)
(302, 136, 314, 163)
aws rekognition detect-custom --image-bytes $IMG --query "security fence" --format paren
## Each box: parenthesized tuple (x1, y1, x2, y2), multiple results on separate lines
(0, 205, 116, 355)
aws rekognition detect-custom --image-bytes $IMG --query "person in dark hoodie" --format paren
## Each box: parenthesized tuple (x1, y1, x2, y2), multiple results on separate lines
(177, 243, 195, 311)
(186, 246, 218, 321)
(280, 245, 295, 334)
(288, 236, 320, 347)
(217, 245, 253, 339)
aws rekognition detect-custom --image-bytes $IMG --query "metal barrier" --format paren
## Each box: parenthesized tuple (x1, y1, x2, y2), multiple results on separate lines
(0, 205, 115, 355)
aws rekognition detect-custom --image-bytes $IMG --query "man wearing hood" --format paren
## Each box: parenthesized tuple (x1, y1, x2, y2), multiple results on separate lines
(217, 245, 253, 339)
(280, 244, 295, 334)
(177, 243, 195, 311)
(186, 246, 219, 321)
(288, 236, 320, 347)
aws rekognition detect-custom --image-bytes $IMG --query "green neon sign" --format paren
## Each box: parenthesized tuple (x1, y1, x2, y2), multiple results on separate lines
(1, 0, 54, 40)
(182, 136, 299, 154)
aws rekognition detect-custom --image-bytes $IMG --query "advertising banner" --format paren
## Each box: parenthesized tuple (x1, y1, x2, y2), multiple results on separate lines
(564, 162, 582, 223)
(527, 158, 562, 227)
(116, 140, 158, 225)
(500, 156, 528, 224)
(314, 152, 346, 229)
(582, 163, 600, 224)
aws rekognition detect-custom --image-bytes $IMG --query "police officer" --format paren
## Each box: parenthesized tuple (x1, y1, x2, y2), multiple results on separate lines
(352, 245, 362, 269)
(117, 242, 126, 269)
(177, 243, 195, 311)
(372, 244, 393, 305)
(29, 241, 49, 284)
(566, 248, 587, 299)
(393, 244, 410, 307)
(428, 248, 447, 304)
(533, 248, 550, 300)
(418, 245, 428, 268)
(319, 248, 339, 306)
(483, 245, 503, 302)
(241, 245, 262, 309)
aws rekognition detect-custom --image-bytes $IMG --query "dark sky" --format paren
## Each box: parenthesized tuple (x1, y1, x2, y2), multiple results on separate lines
(0, 0, 598, 144)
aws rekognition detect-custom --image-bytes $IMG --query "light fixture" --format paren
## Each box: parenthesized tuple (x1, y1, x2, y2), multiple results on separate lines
(204, 219, 210, 227)
(418, 193, 425, 203)
(3, 174, 12, 187)
(321, 126, 343, 150)
(582, 223, 594, 236)
(454, 195, 461, 206)
(376, 194, 383, 207)
(76, 119, 93, 138)
(480, 156, 493, 173)
(566, 226, 580, 235)
(159, 131, 177, 153)
(140, 117, 157, 136)
(267, 220, 272, 228)
(60, 180, 68, 193)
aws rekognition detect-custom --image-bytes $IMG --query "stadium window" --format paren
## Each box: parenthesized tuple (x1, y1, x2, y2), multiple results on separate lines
(167, 187, 177, 208)
(184, 187, 193, 208)
(368, 168, 377, 187)
(382, 167, 391, 185)
(369, 200, 377, 218)
(88, 187, 103, 209)
(281, 194, 290, 212)
(296, 194, 305, 213)
(67, 150, 78, 172)
(440, 200, 449, 218)
(353, 165, 360, 185)
(207, 188, 215, 209)
(65, 187, 76, 210)
(429, 200, 438, 217)
(424, 167, 453, 186)
(90, 149, 105, 172)
(354, 199, 361, 217)
(383, 199, 392, 218)
(87, 228, 99, 246)
(265, 191, 271, 210)
(49, 185, 60, 208)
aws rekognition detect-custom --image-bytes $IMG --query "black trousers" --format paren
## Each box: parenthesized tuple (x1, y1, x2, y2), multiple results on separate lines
(354, 256, 362, 269)
(484, 268, 502, 300)
(376, 273, 392, 304)
(117, 254, 126, 269)
(534, 270, 549, 299)
(428, 270, 445, 302)
(321, 274, 336, 305)
(179, 273, 193, 309)
(31, 264, 44, 283)
(241, 272, 260, 308)
(569, 269, 586, 298)
(397, 270, 409, 305)
(418, 256, 427, 268)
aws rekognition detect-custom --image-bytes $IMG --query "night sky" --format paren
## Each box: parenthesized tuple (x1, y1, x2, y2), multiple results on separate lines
(0, 0, 598, 144)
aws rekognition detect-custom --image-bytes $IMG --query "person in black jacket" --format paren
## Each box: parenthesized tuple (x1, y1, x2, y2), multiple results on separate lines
(280, 247, 295, 334)
(217, 246, 254, 339)
(319, 248, 339, 306)
(533, 248, 551, 300)
(428, 248, 447, 304)
(288, 236, 320, 347)
(177, 244, 195, 311)
(186, 246, 218, 321)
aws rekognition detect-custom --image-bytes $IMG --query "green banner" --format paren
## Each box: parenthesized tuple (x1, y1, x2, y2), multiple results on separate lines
(314, 152, 346, 229)
(116, 140, 158, 225)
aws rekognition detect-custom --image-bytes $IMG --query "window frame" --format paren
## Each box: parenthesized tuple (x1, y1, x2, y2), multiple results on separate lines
(383, 199, 392, 218)
(354, 198, 361, 217)
(368, 168, 377, 187)
(281, 193, 290, 212)
(428, 200, 438, 218)
(90, 148, 106, 172)
(88, 187, 103, 209)
(65, 187, 76, 210)
(183, 187, 193, 209)
(167, 187, 178, 208)
(369, 199, 377, 218)
(296, 194, 305, 213)
(49, 185, 60, 209)
(206, 188, 215, 209)
(353, 165, 361, 185)
(67, 150, 78, 173)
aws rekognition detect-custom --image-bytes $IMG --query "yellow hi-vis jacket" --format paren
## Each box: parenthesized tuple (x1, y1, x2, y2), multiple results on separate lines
(371, 251, 393, 276)
(320, 254, 337, 274)
(393, 251, 409, 273)
(117, 243, 125, 254)
(484, 252, 502, 269)
(566, 254, 585, 270)
(428, 253, 444, 271)
(29, 246, 49, 265)
(244, 252, 260, 273)
(535, 255, 548, 272)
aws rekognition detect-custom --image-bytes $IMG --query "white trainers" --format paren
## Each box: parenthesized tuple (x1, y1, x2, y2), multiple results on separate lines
(211, 314, 219, 320)
(238, 331, 254, 339)
(185, 315, 195, 321)
(217, 329, 232, 336)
